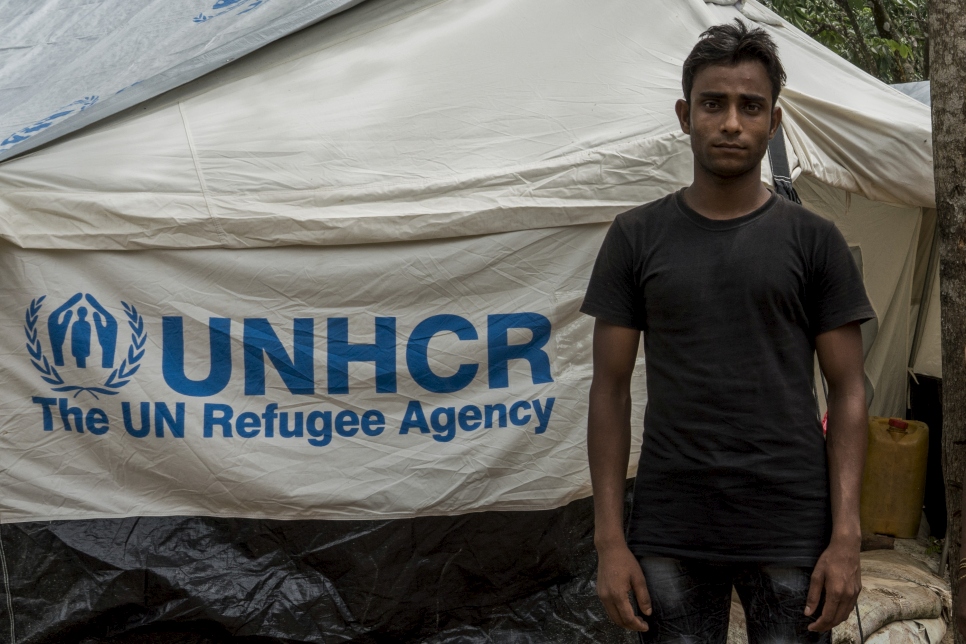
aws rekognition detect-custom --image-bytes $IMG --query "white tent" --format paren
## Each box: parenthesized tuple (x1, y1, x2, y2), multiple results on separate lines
(891, 81, 941, 380)
(0, 0, 935, 524)
(0, 0, 364, 161)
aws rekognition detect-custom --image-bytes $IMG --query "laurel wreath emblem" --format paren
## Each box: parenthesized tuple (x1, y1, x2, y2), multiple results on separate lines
(25, 297, 147, 400)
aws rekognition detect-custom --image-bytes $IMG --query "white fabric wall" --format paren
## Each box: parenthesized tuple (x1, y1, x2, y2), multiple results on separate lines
(912, 264, 942, 379)
(0, 228, 650, 522)
(796, 177, 921, 419)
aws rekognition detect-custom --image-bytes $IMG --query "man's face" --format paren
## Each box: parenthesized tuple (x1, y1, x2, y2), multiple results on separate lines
(675, 60, 781, 180)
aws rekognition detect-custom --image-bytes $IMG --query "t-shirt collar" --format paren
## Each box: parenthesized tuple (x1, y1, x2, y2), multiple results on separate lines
(675, 188, 779, 231)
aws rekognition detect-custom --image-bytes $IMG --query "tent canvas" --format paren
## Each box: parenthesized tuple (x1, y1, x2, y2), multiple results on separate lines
(0, 0, 935, 524)
(0, 0, 365, 162)
(890, 80, 941, 380)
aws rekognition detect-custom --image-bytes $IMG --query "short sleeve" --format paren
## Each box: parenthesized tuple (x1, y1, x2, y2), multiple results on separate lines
(580, 218, 645, 330)
(808, 223, 876, 335)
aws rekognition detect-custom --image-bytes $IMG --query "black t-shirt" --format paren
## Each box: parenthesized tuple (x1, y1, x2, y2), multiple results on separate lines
(581, 190, 875, 565)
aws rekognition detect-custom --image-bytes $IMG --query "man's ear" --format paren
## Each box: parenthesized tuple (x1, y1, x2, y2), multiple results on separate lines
(675, 99, 691, 135)
(768, 104, 783, 140)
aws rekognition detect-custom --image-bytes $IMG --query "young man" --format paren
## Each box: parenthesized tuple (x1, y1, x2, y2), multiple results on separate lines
(581, 21, 874, 643)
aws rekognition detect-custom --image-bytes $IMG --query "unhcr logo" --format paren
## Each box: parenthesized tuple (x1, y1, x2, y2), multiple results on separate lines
(25, 302, 559, 442)
(25, 294, 146, 399)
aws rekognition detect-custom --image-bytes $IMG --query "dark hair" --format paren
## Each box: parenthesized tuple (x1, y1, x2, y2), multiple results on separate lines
(682, 20, 786, 105)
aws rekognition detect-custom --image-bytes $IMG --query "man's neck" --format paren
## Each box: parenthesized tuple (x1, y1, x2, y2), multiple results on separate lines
(682, 163, 773, 220)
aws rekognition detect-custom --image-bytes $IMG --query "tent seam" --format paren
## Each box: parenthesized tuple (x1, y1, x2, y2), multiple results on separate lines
(0, 522, 15, 644)
(178, 101, 230, 246)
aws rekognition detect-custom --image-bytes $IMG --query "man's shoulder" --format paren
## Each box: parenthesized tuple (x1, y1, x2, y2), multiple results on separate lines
(769, 196, 835, 235)
(612, 191, 679, 231)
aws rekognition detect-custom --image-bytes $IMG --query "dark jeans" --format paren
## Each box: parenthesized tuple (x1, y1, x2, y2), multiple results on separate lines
(636, 556, 831, 644)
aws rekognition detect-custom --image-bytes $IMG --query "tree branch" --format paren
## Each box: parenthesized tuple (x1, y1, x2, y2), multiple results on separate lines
(830, 0, 878, 74)
(806, 21, 854, 46)
(866, 0, 906, 81)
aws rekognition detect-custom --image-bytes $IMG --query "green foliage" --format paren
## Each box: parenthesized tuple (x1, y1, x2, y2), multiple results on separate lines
(761, 0, 929, 82)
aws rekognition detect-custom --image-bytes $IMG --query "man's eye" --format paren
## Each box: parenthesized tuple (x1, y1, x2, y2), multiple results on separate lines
(746, 104, 762, 112)
(703, 101, 719, 109)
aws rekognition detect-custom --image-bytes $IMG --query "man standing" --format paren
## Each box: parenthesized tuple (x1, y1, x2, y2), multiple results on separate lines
(581, 21, 874, 643)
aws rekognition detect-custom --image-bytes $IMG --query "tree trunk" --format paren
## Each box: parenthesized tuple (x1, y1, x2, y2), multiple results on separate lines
(931, 0, 966, 641)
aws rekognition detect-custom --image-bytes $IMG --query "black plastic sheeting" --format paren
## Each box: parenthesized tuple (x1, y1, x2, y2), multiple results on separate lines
(0, 485, 637, 643)
(908, 374, 946, 538)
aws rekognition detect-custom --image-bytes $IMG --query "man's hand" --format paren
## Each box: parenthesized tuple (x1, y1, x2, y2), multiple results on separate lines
(597, 542, 650, 632)
(804, 536, 862, 631)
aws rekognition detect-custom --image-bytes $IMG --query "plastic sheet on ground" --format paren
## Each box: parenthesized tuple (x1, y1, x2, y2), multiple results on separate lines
(0, 485, 642, 644)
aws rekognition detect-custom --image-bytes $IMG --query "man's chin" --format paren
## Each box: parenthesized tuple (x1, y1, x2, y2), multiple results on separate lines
(701, 160, 761, 180)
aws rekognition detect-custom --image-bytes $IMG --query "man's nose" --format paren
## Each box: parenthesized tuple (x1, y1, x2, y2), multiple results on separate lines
(721, 105, 742, 133)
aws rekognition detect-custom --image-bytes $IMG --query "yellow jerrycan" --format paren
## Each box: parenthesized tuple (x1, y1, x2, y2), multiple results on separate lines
(859, 416, 929, 538)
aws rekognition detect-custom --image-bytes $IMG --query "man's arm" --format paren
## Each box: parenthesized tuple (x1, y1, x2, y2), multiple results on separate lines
(807, 322, 867, 631)
(588, 319, 650, 632)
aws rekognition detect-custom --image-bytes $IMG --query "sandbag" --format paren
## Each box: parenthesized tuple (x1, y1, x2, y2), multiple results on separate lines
(834, 577, 943, 643)
(865, 617, 946, 644)
(834, 551, 950, 644)
(727, 550, 949, 644)
(860, 550, 951, 615)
